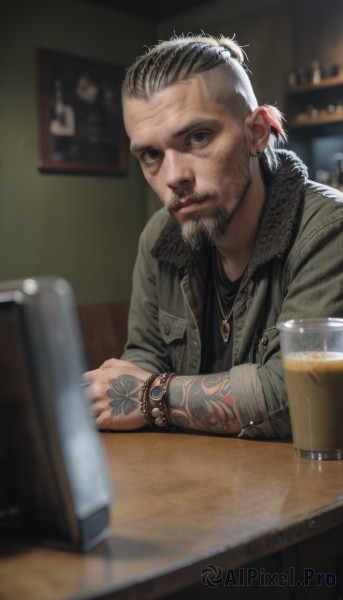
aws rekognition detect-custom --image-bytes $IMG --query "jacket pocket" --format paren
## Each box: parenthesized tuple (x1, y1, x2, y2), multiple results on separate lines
(159, 309, 187, 372)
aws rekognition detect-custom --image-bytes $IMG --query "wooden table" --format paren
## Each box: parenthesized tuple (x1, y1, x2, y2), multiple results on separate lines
(1, 432, 343, 599)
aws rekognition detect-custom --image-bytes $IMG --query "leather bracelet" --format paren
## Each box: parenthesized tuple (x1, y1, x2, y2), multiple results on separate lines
(149, 372, 175, 429)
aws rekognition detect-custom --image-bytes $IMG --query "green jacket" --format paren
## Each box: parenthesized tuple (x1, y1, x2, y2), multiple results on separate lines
(122, 151, 343, 438)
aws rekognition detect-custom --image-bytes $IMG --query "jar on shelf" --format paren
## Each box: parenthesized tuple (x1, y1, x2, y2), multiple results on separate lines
(311, 60, 322, 84)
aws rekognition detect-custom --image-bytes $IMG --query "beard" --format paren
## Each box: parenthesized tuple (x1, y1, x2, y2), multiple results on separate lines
(180, 206, 232, 251)
(165, 151, 251, 251)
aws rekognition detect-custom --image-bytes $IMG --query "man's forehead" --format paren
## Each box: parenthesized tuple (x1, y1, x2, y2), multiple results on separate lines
(124, 79, 194, 131)
(124, 74, 208, 108)
(123, 73, 225, 126)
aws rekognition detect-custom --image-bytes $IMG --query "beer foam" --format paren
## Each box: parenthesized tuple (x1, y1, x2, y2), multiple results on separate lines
(283, 351, 343, 372)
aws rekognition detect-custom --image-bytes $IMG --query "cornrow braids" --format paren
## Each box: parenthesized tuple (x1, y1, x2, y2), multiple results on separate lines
(122, 34, 246, 101)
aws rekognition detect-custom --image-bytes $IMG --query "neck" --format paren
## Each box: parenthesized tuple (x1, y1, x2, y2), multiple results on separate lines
(215, 160, 267, 281)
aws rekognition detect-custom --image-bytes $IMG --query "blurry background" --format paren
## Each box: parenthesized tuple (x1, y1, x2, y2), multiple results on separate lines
(1, 0, 343, 305)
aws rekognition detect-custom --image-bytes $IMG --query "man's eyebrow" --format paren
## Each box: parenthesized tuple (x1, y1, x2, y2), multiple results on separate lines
(130, 119, 218, 155)
(173, 119, 218, 137)
(130, 143, 154, 156)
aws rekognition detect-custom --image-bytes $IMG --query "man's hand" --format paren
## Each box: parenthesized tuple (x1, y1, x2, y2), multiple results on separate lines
(85, 359, 153, 431)
(85, 360, 241, 435)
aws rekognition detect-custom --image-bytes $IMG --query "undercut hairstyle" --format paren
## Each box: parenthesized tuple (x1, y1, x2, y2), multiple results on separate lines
(122, 34, 287, 175)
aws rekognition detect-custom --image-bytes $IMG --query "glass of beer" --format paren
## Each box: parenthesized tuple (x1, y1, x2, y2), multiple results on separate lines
(278, 318, 343, 460)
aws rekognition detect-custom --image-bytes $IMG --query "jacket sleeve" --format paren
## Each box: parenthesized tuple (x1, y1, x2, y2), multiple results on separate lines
(121, 212, 173, 373)
(232, 197, 343, 439)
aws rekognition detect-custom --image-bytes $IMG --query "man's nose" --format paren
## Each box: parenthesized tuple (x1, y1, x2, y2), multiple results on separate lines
(164, 151, 194, 190)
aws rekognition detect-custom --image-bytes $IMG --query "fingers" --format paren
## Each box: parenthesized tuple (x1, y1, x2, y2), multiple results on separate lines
(100, 358, 118, 369)
(83, 362, 120, 381)
(90, 397, 108, 421)
(86, 379, 115, 428)
(83, 367, 101, 381)
(100, 358, 136, 369)
(83, 372, 122, 428)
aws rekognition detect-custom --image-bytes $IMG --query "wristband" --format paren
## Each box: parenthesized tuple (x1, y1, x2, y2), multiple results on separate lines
(149, 372, 175, 429)
(139, 373, 158, 427)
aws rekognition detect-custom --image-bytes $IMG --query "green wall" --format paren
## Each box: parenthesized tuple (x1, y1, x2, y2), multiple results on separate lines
(1, 0, 155, 304)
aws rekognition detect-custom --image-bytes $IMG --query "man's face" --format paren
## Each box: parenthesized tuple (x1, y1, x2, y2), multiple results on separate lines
(124, 74, 252, 248)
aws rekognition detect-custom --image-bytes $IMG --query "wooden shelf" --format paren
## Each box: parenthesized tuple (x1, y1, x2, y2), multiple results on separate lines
(286, 75, 343, 96)
(288, 113, 343, 129)
(286, 74, 343, 130)
(285, 71, 343, 178)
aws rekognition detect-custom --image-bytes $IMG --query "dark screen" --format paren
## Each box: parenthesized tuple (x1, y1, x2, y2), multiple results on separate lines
(0, 301, 68, 539)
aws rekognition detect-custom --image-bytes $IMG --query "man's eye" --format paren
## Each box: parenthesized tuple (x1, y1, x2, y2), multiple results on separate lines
(190, 131, 208, 144)
(141, 149, 160, 164)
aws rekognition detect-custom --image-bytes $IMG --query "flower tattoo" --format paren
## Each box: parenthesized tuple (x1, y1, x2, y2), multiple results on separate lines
(106, 374, 141, 416)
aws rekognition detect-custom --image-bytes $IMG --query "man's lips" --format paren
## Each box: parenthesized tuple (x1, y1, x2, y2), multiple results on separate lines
(171, 197, 208, 214)
(176, 201, 202, 214)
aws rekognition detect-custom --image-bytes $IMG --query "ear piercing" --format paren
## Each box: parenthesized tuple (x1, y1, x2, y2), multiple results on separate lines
(256, 149, 261, 157)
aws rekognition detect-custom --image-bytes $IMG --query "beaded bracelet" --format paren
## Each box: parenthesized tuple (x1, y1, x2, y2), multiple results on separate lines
(139, 373, 158, 427)
(149, 372, 175, 429)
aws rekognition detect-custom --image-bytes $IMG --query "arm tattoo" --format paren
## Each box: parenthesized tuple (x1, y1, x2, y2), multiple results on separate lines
(106, 374, 141, 417)
(169, 373, 240, 434)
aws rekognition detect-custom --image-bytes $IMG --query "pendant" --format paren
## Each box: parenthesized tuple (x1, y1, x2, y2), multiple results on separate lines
(221, 319, 230, 343)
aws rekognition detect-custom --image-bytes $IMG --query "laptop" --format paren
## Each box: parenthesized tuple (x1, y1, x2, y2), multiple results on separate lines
(0, 276, 112, 550)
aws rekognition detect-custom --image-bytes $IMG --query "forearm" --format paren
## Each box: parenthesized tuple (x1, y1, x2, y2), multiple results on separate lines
(88, 361, 242, 434)
(168, 372, 242, 435)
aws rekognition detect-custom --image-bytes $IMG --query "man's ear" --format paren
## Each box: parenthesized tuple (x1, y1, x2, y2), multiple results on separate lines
(244, 107, 271, 156)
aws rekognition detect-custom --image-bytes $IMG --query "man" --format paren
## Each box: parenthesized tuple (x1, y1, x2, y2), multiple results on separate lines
(86, 34, 343, 437)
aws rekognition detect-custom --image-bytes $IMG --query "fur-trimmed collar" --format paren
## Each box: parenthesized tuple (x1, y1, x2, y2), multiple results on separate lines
(151, 150, 308, 276)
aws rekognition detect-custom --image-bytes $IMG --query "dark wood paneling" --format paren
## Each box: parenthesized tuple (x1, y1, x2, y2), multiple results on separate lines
(78, 303, 129, 370)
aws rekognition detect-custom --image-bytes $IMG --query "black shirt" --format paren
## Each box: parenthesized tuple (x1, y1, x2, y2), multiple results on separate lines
(201, 250, 242, 373)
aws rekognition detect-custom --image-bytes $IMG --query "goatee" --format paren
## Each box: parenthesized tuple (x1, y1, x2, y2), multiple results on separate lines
(180, 206, 233, 250)
(175, 180, 251, 250)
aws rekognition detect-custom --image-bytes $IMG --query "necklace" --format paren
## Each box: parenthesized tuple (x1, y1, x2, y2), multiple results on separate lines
(214, 278, 235, 343)
(214, 254, 240, 344)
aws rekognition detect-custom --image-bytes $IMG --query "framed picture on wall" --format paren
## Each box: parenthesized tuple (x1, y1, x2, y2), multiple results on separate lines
(36, 48, 128, 175)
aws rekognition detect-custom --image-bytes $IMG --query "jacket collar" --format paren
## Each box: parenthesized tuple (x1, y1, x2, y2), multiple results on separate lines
(151, 150, 308, 276)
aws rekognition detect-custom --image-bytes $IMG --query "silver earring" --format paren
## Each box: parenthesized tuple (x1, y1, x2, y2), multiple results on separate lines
(256, 149, 261, 157)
